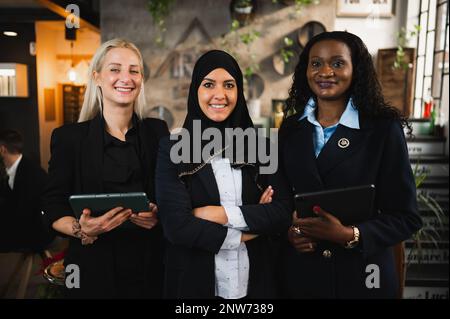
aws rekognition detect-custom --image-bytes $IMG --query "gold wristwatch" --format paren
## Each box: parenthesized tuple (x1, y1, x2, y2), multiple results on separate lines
(344, 226, 360, 249)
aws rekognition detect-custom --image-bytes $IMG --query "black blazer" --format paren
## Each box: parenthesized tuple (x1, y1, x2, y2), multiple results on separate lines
(42, 114, 169, 298)
(155, 137, 293, 299)
(0, 156, 52, 252)
(279, 115, 422, 298)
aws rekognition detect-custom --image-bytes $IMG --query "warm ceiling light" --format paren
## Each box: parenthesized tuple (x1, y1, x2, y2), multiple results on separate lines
(68, 68, 77, 82)
(3, 31, 18, 37)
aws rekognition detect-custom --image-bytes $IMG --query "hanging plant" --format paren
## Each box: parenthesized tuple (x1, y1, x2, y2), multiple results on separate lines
(393, 25, 421, 71)
(147, 0, 176, 46)
(233, 0, 253, 12)
(240, 26, 261, 78)
(280, 37, 294, 63)
(273, 36, 301, 76)
(273, 0, 319, 12)
(230, 0, 256, 26)
(221, 19, 261, 79)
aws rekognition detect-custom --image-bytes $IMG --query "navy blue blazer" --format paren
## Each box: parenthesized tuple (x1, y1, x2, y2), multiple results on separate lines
(155, 137, 293, 299)
(279, 114, 422, 298)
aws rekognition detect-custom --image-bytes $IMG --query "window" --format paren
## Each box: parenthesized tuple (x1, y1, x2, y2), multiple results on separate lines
(412, 0, 449, 121)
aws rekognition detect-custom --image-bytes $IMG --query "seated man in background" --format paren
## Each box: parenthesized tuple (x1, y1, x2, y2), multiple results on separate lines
(0, 129, 53, 252)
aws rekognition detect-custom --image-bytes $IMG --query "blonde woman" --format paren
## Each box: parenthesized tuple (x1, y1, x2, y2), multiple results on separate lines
(43, 39, 169, 298)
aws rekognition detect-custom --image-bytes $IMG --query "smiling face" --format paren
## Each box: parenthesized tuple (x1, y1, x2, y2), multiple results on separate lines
(307, 40, 353, 103)
(94, 47, 143, 109)
(197, 68, 238, 122)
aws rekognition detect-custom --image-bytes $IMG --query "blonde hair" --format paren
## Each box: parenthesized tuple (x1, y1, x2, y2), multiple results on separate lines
(78, 38, 146, 122)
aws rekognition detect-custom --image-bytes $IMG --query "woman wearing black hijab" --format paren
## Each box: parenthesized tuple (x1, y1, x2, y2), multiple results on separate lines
(155, 50, 292, 299)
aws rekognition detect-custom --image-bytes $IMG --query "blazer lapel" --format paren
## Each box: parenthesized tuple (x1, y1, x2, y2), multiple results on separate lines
(316, 124, 368, 178)
(137, 120, 157, 201)
(80, 115, 104, 193)
(12, 158, 25, 193)
(240, 165, 261, 205)
(287, 119, 323, 191)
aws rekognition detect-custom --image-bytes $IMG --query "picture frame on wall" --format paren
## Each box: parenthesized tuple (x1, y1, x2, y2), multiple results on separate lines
(376, 48, 416, 117)
(336, 0, 395, 18)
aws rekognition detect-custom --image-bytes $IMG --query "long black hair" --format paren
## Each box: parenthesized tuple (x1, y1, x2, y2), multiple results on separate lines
(286, 31, 410, 131)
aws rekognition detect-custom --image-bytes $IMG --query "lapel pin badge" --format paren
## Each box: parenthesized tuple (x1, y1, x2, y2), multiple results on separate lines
(338, 138, 350, 149)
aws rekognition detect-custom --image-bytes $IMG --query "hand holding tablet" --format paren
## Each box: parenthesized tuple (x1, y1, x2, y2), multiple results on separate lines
(69, 192, 150, 219)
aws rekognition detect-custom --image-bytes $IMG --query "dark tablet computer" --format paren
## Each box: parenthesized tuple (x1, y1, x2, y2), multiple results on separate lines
(294, 185, 375, 225)
(69, 192, 149, 219)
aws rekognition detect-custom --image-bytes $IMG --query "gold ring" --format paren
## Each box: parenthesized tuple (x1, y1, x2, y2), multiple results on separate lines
(291, 225, 302, 235)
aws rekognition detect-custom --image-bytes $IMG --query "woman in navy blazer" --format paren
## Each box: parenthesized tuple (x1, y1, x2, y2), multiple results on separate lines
(279, 31, 422, 298)
(155, 50, 292, 299)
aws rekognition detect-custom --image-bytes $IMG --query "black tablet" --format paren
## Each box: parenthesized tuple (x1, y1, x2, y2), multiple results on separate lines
(69, 192, 150, 219)
(294, 185, 376, 225)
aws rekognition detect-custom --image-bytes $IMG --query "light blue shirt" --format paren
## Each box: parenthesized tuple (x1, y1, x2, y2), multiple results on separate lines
(299, 97, 360, 157)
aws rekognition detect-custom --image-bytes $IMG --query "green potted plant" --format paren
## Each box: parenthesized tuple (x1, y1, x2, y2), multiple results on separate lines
(401, 163, 447, 298)
(233, 0, 253, 13)
(230, 0, 256, 26)
(408, 164, 446, 262)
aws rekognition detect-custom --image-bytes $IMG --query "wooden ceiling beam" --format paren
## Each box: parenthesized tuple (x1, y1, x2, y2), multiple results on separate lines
(36, 0, 99, 33)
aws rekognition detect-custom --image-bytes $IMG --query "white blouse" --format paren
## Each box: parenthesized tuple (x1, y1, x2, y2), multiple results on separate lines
(211, 156, 250, 299)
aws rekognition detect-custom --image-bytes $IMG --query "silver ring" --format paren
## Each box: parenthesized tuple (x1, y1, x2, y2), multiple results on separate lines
(291, 225, 302, 235)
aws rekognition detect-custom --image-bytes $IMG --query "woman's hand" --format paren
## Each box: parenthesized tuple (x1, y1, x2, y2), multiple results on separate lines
(192, 206, 228, 225)
(288, 212, 317, 253)
(296, 206, 354, 246)
(259, 185, 274, 204)
(192, 186, 274, 225)
(241, 233, 259, 242)
(130, 202, 159, 230)
(79, 206, 132, 237)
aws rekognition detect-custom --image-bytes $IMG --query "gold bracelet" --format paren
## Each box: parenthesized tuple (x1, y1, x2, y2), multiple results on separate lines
(344, 226, 360, 249)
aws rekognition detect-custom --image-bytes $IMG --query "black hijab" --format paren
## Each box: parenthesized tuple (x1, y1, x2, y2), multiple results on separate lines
(183, 50, 253, 132)
(177, 50, 255, 176)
